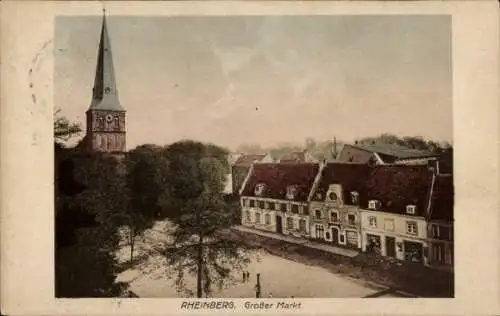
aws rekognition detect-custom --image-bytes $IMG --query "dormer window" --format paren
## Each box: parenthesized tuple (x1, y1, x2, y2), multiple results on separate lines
(286, 185, 298, 200)
(368, 200, 381, 210)
(350, 191, 359, 205)
(406, 205, 416, 215)
(328, 192, 338, 201)
(255, 183, 265, 196)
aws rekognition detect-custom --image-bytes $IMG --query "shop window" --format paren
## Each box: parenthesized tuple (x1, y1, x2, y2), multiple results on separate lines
(315, 225, 324, 239)
(299, 219, 306, 232)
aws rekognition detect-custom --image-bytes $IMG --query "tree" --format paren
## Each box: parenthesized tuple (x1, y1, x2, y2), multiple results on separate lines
(55, 152, 130, 297)
(158, 141, 252, 297)
(54, 109, 82, 144)
(121, 144, 167, 263)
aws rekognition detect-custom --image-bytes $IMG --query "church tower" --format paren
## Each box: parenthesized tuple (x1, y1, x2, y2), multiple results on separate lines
(85, 10, 126, 154)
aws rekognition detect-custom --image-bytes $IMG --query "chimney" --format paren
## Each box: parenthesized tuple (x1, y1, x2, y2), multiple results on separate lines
(332, 137, 338, 160)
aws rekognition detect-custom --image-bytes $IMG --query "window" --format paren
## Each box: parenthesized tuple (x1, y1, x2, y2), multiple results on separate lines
(368, 200, 380, 210)
(432, 225, 440, 238)
(299, 219, 306, 232)
(368, 216, 377, 228)
(316, 193, 323, 200)
(286, 217, 294, 229)
(339, 234, 345, 243)
(350, 191, 359, 205)
(259, 201, 265, 209)
(269, 202, 275, 210)
(280, 203, 287, 212)
(249, 200, 255, 208)
(255, 212, 261, 224)
(315, 225, 324, 238)
(328, 192, 338, 201)
(286, 185, 297, 200)
(315, 209, 322, 219)
(291, 204, 299, 214)
(299, 206, 304, 214)
(254, 183, 265, 196)
(347, 214, 356, 225)
(384, 219, 395, 231)
(406, 205, 416, 215)
(265, 214, 271, 225)
(406, 221, 418, 235)
(245, 211, 251, 222)
(303, 207, 309, 215)
(330, 211, 339, 222)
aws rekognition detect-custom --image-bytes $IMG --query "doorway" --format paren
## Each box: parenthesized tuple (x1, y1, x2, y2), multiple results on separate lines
(385, 236, 396, 258)
(331, 227, 339, 244)
(275, 215, 283, 234)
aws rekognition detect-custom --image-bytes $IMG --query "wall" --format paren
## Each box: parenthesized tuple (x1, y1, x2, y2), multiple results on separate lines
(360, 209, 428, 264)
(427, 221, 454, 267)
(241, 206, 277, 233)
(309, 201, 362, 248)
(282, 202, 309, 238)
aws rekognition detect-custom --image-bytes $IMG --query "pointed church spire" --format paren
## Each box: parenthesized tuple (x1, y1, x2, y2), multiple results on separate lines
(89, 10, 124, 111)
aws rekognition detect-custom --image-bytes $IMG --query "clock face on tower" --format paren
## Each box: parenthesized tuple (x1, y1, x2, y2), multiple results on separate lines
(94, 112, 121, 132)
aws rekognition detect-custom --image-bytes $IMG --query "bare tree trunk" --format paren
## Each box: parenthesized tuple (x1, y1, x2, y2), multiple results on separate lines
(196, 235, 203, 298)
(129, 226, 135, 263)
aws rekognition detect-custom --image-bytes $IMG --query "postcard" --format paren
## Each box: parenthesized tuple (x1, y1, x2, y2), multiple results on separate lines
(1, 1, 499, 315)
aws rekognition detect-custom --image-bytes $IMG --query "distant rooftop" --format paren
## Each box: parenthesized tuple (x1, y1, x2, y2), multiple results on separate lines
(233, 153, 267, 166)
(351, 143, 437, 160)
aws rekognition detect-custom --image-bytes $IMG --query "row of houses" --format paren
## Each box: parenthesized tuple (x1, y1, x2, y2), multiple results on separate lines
(235, 161, 454, 270)
(230, 142, 448, 195)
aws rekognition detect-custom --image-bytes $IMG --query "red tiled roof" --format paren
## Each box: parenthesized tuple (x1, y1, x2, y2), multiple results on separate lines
(429, 175, 454, 221)
(234, 154, 266, 166)
(311, 163, 372, 203)
(360, 165, 434, 216)
(240, 163, 320, 201)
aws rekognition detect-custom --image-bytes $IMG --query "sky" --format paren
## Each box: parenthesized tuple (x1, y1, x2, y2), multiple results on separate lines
(55, 15, 452, 151)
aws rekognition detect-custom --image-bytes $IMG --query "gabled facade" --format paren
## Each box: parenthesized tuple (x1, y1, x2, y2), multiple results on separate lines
(239, 163, 320, 237)
(308, 163, 371, 249)
(426, 174, 454, 269)
(359, 165, 435, 265)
